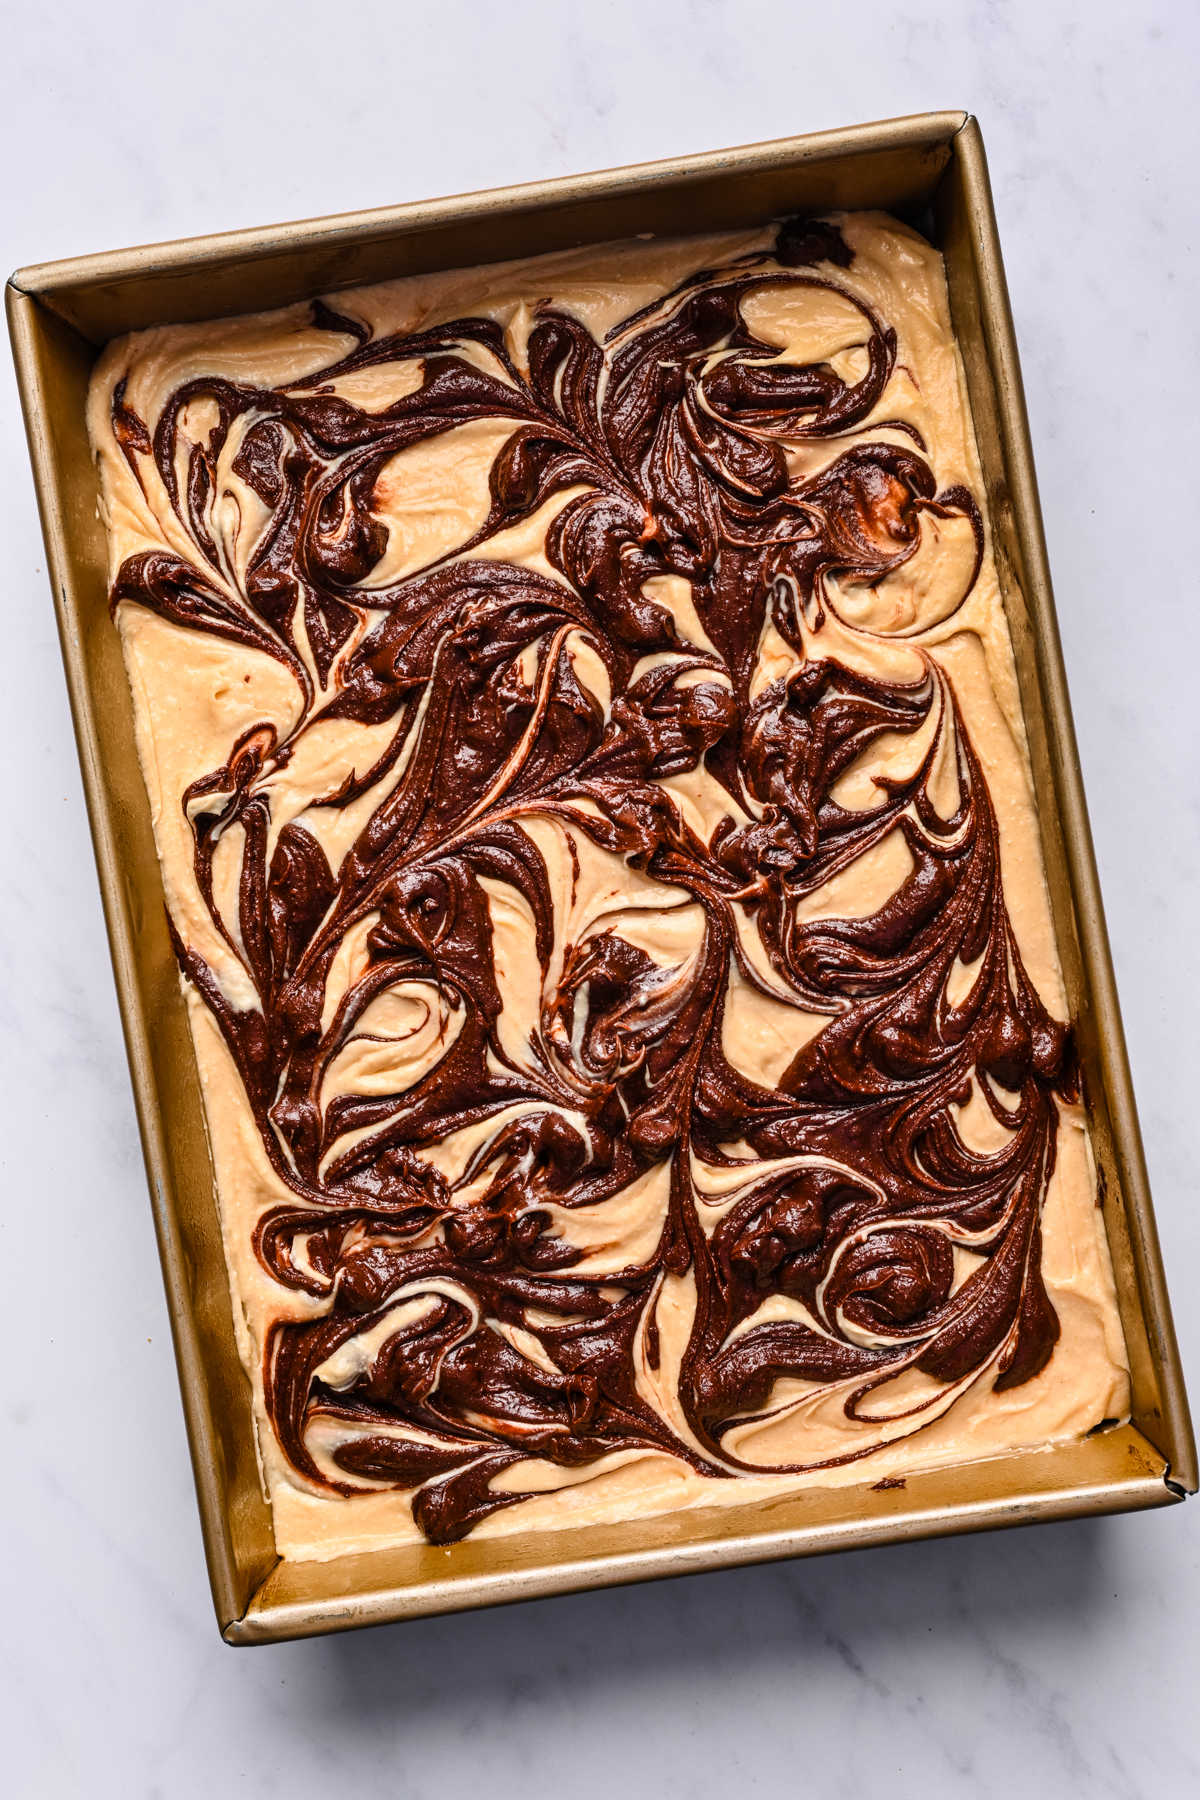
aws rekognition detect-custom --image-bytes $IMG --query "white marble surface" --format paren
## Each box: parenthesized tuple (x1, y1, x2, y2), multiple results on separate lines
(4, 2, 1199, 1792)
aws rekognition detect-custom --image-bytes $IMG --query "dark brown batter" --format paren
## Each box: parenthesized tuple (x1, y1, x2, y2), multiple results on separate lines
(90, 213, 1128, 1551)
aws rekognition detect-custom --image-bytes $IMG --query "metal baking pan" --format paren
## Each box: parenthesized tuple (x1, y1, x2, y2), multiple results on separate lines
(8, 110, 1193, 1644)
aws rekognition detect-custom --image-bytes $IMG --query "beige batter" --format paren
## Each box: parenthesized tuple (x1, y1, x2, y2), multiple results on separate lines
(89, 213, 1129, 1561)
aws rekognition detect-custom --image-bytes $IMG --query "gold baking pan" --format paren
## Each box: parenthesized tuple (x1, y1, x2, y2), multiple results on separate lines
(8, 110, 1193, 1645)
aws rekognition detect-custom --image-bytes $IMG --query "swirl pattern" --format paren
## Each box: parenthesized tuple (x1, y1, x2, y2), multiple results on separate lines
(97, 216, 1097, 1544)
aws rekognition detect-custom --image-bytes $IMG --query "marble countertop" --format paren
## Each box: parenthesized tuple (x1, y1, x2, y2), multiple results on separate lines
(4, 2, 1198, 1793)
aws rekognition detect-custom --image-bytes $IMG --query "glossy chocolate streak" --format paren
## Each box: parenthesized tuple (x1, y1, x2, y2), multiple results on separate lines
(109, 220, 1074, 1543)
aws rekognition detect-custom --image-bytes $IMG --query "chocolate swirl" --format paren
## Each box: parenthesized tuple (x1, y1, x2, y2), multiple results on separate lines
(107, 219, 1075, 1542)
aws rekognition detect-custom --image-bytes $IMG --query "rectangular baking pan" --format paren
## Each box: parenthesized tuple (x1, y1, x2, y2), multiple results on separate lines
(9, 110, 1194, 1645)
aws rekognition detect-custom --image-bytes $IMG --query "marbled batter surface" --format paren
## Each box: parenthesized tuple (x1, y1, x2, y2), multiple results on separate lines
(88, 212, 1128, 1559)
